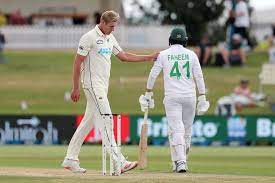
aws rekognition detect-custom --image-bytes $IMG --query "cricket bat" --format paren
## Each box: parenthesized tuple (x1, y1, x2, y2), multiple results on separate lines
(138, 109, 149, 169)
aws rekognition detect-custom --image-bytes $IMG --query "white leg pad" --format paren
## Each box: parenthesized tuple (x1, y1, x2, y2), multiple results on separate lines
(169, 131, 186, 162)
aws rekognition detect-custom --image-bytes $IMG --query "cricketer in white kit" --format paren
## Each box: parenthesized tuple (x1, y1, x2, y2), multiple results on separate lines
(62, 10, 159, 174)
(139, 27, 210, 173)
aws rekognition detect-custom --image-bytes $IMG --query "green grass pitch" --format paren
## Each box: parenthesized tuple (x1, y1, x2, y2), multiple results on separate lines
(0, 146, 275, 182)
(1, 50, 275, 182)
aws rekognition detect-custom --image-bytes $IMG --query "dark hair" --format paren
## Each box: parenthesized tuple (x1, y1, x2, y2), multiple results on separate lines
(240, 79, 249, 84)
(169, 37, 187, 47)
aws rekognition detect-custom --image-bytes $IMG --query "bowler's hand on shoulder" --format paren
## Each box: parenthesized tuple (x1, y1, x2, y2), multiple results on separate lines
(139, 92, 155, 112)
(71, 88, 80, 102)
(197, 95, 210, 115)
(149, 52, 159, 61)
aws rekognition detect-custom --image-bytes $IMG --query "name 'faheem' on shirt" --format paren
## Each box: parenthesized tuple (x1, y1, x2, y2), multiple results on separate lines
(146, 44, 206, 97)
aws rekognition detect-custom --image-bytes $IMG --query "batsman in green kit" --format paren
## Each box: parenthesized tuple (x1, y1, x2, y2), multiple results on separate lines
(139, 27, 210, 173)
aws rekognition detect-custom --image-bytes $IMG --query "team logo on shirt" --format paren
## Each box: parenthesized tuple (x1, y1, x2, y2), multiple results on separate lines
(79, 46, 84, 50)
(96, 39, 104, 44)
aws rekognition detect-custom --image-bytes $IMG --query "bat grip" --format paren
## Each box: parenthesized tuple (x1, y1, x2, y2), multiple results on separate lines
(143, 109, 149, 125)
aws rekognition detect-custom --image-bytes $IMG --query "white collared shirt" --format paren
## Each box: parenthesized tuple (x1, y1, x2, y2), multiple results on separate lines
(234, 1, 250, 28)
(77, 25, 122, 91)
(146, 44, 206, 97)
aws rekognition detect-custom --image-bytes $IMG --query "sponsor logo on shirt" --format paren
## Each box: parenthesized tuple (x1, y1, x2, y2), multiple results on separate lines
(96, 39, 104, 44)
(98, 48, 112, 55)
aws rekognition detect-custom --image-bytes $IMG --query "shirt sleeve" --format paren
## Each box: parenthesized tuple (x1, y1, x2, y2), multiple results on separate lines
(146, 55, 163, 90)
(77, 33, 92, 56)
(111, 35, 123, 55)
(192, 52, 206, 95)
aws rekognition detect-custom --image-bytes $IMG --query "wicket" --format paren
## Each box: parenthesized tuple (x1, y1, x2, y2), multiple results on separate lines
(102, 114, 122, 176)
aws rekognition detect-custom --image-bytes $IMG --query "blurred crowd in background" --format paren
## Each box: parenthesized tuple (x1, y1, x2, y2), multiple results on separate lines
(0, 8, 100, 26)
(0, 0, 275, 115)
(1, 0, 274, 67)
(194, 0, 275, 68)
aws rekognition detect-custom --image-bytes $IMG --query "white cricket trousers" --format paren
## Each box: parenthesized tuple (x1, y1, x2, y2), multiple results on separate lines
(164, 95, 196, 163)
(65, 87, 126, 165)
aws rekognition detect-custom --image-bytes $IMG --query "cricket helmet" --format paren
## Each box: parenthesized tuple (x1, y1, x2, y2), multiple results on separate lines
(169, 27, 188, 47)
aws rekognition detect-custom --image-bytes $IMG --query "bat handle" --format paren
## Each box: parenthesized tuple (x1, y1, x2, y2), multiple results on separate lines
(143, 109, 149, 125)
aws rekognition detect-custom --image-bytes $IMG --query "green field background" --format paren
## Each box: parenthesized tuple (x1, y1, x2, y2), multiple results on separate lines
(0, 51, 274, 115)
(1, 50, 275, 182)
(0, 146, 274, 176)
(0, 146, 275, 183)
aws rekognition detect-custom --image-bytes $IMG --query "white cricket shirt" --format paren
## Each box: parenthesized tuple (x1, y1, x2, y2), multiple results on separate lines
(234, 1, 250, 28)
(77, 25, 122, 91)
(147, 44, 206, 97)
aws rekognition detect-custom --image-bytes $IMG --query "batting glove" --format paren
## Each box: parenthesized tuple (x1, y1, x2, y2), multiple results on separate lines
(197, 95, 210, 115)
(139, 92, 155, 112)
